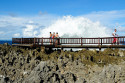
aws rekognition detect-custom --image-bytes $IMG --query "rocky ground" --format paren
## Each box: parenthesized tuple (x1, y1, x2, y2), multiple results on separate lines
(0, 44, 125, 83)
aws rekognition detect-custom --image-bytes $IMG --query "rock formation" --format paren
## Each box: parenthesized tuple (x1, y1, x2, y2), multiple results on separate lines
(0, 44, 125, 83)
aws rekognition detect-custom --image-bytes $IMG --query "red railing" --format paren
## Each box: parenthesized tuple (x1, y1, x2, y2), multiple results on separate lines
(12, 36, 125, 46)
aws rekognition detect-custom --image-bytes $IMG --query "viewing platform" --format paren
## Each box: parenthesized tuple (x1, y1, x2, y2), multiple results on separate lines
(12, 36, 125, 50)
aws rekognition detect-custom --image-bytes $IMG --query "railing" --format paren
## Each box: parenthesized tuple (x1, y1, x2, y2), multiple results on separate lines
(12, 36, 125, 46)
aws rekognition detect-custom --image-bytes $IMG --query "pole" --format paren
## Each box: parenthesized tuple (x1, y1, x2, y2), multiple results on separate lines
(34, 37, 35, 45)
(42, 37, 43, 45)
(81, 37, 82, 46)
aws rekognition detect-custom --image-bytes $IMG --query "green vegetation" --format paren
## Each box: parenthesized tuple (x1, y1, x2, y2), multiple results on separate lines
(0, 44, 125, 67)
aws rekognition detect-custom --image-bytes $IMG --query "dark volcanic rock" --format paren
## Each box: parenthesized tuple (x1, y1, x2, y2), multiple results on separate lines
(0, 44, 125, 83)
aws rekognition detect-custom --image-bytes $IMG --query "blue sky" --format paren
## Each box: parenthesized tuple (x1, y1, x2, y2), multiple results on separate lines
(0, 0, 125, 16)
(0, 0, 125, 40)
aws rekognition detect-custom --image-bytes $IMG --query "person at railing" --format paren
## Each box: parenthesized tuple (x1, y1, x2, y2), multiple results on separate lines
(52, 32, 55, 38)
(52, 32, 55, 45)
(55, 32, 59, 45)
(50, 32, 52, 45)
(112, 29, 118, 44)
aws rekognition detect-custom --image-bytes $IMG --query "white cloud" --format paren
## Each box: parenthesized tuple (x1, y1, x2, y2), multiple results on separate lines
(22, 21, 41, 37)
(118, 27, 125, 32)
(13, 33, 20, 37)
(23, 22, 37, 37)
(83, 10, 125, 25)
(33, 31, 38, 36)
(0, 10, 125, 39)
(0, 14, 58, 39)
(0, 16, 26, 27)
(0, 31, 4, 34)
(28, 20, 34, 24)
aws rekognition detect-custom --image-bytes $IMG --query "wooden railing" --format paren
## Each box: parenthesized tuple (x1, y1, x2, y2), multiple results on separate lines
(12, 36, 125, 46)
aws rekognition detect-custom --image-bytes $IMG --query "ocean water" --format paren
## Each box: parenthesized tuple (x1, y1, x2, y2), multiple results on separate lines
(0, 40, 12, 45)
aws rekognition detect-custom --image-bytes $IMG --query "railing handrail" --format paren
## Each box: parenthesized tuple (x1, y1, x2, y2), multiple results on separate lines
(13, 36, 125, 39)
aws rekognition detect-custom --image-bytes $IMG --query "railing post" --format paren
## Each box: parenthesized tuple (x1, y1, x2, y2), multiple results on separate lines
(59, 37, 60, 45)
(117, 37, 119, 45)
(81, 37, 82, 46)
(42, 37, 43, 45)
(34, 37, 35, 45)
(101, 38, 102, 45)
(61, 38, 62, 44)
(98, 37, 100, 45)
(21, 38, 23, 44)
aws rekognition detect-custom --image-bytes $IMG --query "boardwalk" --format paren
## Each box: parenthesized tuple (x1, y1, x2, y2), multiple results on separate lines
(12, 36, 125, 49)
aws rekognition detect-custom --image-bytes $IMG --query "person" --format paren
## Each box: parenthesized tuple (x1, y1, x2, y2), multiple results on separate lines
(52, 32, 55, 38)
(49, 32, 52, 45)
(52, 32, 55, 45)
(112, 29, 118, 44)
(55, 32, 59, 45)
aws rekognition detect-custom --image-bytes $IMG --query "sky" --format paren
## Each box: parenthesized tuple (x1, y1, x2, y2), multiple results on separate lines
(0, 0, 125, 40)
(0, 0, 125, 16)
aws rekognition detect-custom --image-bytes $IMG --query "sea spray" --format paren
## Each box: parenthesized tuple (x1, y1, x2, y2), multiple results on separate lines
(38, 16, 112, 38)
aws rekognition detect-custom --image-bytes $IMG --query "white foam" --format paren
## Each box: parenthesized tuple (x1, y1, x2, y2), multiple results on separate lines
(38, 16, 112, 38)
